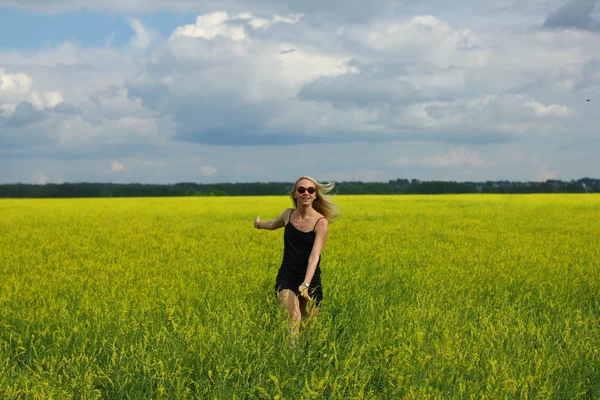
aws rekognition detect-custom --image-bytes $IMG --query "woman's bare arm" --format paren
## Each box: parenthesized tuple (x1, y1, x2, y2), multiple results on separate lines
(254, 208, 291, 231)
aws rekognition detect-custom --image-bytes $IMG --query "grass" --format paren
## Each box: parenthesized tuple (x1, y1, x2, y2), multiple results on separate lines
(1, 194, 599, 399)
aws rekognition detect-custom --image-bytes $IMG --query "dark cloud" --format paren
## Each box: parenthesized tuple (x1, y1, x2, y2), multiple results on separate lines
(173, 126, 515, 146)
(297, 63, 422, 108)
(174, 128, 321, 146)
(50, 102, 81, 114)
(171, 98, 272, 145)
(1, 101, 46, 128)
(297, 61, 473, 109)
(298, 75, 420, 108)
(542, 0, 600, 31)
(572, 57, 600, 91)
(127, 75, 286, 145)
(126, 80, 170, 110)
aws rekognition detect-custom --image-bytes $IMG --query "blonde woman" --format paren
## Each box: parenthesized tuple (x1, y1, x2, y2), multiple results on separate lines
(254, 176, 337, 336)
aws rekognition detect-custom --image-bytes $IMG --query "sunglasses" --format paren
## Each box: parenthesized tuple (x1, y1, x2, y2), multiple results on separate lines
(297, 186, 316, 194)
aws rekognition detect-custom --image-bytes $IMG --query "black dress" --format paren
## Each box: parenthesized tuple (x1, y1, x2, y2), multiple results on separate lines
(275, 209, 324, 304)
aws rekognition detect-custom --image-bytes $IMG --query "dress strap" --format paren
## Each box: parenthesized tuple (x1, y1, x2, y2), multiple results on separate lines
(288, 209, 294, 224)
(313, 217, 324, 230)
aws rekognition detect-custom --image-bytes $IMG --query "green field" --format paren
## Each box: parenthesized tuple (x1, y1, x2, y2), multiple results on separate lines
(1, 195, 599, 399)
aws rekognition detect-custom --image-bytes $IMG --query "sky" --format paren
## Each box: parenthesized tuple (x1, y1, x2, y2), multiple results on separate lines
(0, 0, 599, 184)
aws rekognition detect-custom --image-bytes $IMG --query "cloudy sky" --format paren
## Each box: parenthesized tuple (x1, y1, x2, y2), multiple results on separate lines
(1, 0, 599, 184)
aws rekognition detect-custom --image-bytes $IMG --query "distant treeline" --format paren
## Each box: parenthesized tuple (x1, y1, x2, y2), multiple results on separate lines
(1, 178, 599, 198)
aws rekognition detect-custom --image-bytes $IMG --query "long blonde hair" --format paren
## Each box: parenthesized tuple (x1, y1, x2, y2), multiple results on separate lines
(289, 176, 339, 223)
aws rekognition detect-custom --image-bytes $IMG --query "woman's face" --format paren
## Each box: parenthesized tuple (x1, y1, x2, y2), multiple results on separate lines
(295, 179, 317, 206)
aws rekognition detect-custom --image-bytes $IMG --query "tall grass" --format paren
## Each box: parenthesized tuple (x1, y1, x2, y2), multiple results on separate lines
(1, 195, 598, 398)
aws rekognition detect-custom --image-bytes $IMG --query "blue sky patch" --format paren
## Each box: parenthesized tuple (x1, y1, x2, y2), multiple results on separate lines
(0, 7, 196, 49)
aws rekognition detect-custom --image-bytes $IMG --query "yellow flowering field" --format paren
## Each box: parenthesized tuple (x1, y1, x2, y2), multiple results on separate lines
(1, 195, 599, 399)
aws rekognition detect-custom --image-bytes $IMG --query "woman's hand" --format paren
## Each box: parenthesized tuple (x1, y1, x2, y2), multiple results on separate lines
(254, 216, 262, 229)
(298, 285, 312, 301)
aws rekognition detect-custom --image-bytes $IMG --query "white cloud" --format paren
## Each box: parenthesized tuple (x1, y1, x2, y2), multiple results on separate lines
(171, 12, 248, 41)
(361, 15, 480, 63)
(170, 11, 303, 42)
(129, 18, 154, 50)
(525, 100, 572, 117)
(273, 14, 303, 24)
(36, 171, 48, 184)
(248, 17, 270, 29)
(2, 41, 82, 66)
(0, 68, 33, 94)
(238, 12, 303, 29)
(537, 165, 558, 181)
(200, 165, 218, 176)
(0, 68, 64, 111)
(32, 90, 64, 109)
(111, 160, 124, 171)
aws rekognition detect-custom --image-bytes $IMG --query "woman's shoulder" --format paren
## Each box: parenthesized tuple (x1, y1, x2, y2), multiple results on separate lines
(281, 208, 294, 219)
(313, 211, 327, 225)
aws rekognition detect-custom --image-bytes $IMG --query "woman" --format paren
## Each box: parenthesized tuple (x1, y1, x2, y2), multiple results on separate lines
(254, 176, 337, 337)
